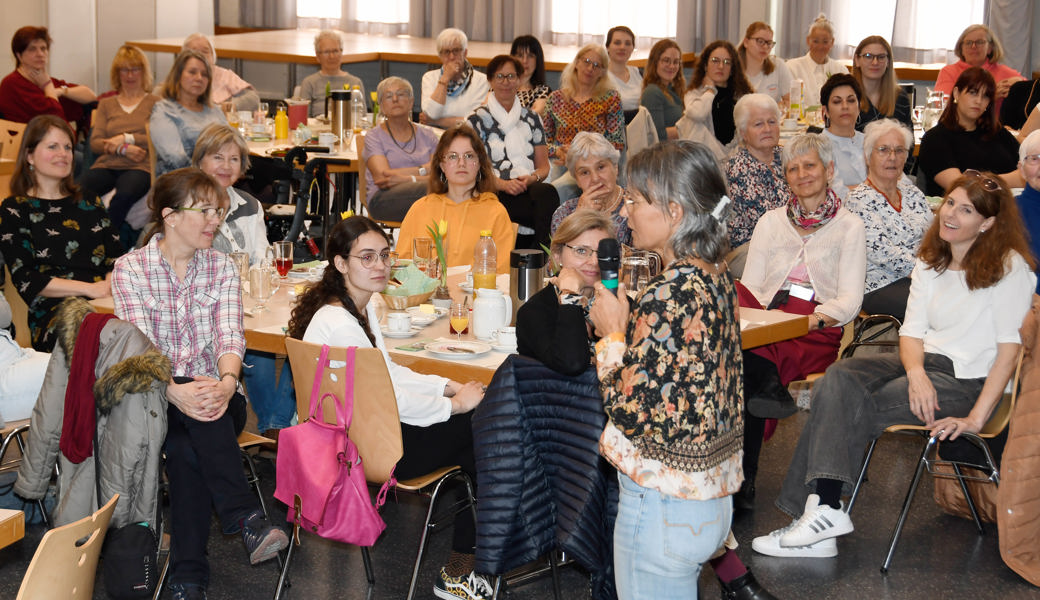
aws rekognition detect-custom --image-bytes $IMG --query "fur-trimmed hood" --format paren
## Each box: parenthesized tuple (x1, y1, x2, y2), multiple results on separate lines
(54, 298, 170, 414)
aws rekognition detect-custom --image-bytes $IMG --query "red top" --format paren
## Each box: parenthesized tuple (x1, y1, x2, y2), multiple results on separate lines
(0, 70, 85, 125)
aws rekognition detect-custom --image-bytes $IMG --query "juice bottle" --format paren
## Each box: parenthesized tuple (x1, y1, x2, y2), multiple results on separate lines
(472, 230, 497, 290)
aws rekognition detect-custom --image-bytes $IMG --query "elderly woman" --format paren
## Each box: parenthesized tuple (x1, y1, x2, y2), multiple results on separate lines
(299, 30, 367, 118)
(511, 35, 551, 115)
(737, 134, 865, 506)
(362, 76, 438, 222)
(588, 141, 743, 596)
(677, 40, 753, 161)
(549, 132, 630, 246)
(0, 115, 122, 352)
(79, 44, 158, 236)
(150, 50, 226, 177)
(181, 32, 259, 111)
(1016, 130, 1040, 292)
(754, 172, 1034, 558)
(640, 39, 685, 141)
(785, 14, 849, 108)
(420, 28, 490, 129)
(724, 93, 792, 276)
(820, 74, 867, 198)
(851, 36, 913, 131)
(935, 24, 1024, 107)
(468, 55, 558, 249)
(604, 26, 642, 112)
(845, 119, 933, 321)
(918, 67, 1021, 197)
(396, 125, 514, 270)
(738, 22, 792, 107)
(0, 26, 96, 126)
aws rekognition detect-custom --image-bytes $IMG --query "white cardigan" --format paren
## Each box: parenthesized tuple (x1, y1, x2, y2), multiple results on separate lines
(421, 69, 490, 121)
(740, 206, 866, 325)
(676, 86, 736, 162)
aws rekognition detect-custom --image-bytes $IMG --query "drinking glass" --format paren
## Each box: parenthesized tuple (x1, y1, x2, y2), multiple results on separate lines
(249, 266, 276, 313)
(254, 101, 269, 125)
(273, 241, 293, 279)
(449, 301, 469, 340)
(620, 257, 650, 299)
(229, 251, 249, 282)
(413, 238, 434, 274)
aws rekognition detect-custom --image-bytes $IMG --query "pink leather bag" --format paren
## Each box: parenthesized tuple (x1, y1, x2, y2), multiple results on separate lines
(274, 345, 391, 546)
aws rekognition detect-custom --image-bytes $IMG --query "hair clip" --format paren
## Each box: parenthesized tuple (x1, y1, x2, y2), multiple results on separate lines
(711, 195, 731, 222)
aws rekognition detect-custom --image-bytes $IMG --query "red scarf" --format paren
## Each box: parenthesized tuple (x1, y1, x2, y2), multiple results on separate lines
(59, 312, 117, 464)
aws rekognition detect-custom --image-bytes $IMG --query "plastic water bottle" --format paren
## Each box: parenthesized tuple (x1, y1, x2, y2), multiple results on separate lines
(351, 85, 365, 133)
(789, 79, 803, 120)
(472, 230, 497, 290)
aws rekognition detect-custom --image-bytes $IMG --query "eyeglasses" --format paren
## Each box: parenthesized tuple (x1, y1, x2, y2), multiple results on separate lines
(858, 52, 889, 63)
(118, 67, 142, 74)
(963, 169, 1001, 191)
(659, 58, 682, 67)
(750, 37, 776, 49)
(1023, 154, 1040, 167)
(177, 206, 226, 220)
(317, 48, 342, 56)
(443, 152, 478, 164)
(581, 57, 604, 71)
(564, 244, 598, 258)
(874, 145, 909, 158)
(963, 39, 990, 49)
(382, 90, 411, 101)
(709, 56, 733, 66)
(493, 72, 518, 81)
(440, 47, 464, 57)
(349, 250, 395, 268)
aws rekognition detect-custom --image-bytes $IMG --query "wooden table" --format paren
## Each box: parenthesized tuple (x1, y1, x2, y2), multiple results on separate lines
(0, 508, 25, 550)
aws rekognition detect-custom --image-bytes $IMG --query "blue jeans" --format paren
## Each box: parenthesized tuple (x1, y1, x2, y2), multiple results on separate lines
(613, 473, 732, 599)
(242, 350, 295, 431)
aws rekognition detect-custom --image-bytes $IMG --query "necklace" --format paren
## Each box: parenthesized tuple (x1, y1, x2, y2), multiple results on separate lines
(386, 121, 417, 154)
(866, 177, 901, 212)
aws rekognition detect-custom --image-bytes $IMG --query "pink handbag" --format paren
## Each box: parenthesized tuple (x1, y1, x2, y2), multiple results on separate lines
(274, 345, 392, 546)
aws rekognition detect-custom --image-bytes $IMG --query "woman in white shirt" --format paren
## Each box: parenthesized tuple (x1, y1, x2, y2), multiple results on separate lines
(738, 21, 793, 108)
(820, 74, 867, 198)
(604, 25, 642, 112)
(287, 216, 491, 600)
(785, 14, 849, 108)
(420, 28, 490, 129)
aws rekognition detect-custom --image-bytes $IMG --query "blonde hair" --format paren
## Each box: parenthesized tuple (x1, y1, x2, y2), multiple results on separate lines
(560, 43, 613, 100)
(109, 44, 153, 92)
(191, 123, 251, 173)
(550, 209, 616, 261)
(955, 24, 1005, 64)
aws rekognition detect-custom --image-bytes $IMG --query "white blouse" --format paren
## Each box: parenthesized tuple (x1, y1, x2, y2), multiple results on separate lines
(607, 65, 643, 111)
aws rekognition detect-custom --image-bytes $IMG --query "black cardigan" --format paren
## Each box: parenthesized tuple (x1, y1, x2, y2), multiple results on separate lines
(515, 284, 592, 376)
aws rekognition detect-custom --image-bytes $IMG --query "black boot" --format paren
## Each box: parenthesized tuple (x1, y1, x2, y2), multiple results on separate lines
(720, 571, 779, 600)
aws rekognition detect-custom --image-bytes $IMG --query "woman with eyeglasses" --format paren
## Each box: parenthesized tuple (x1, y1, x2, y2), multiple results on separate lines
(396, 125, 514, 270)
(299, 30, 367, 118)
(511, 35, 551, 116)
(604, 26, 642, 112)
(785, 14, 849, 108)
(753, 170, 1035, 559)
(677, 40, 753, 161)
(468, 55, 559, 250)
(820, 74, 867, 198)
(935, 25, 1024, 107)
(550, 132, 631, 246)
(79, 45, 158, 241)
(845, 119, 933, 321)
(738, 22, 792, 108)
(851, 36, 913, 132)
(288, 215, 491, 599)
(918, 67, 1022, 197)
(420, 28, 490, 129)
(640, 39, 685, 141)
(113, 168, 289, 598)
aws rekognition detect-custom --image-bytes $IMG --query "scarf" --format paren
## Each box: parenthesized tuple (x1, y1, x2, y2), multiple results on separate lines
(787, 187, 841, 229)
(60, 312, 117, 464)
(486, 94, 536, 177)
(444, 61, 474, 97)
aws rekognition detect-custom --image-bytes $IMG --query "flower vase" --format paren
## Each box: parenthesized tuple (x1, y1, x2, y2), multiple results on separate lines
(431, 261, 452, 309)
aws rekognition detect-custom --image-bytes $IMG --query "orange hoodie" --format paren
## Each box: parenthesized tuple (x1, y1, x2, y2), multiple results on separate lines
(396, 192, 515, 273)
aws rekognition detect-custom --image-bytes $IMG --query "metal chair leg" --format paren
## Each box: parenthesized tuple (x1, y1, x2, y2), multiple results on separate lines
(274, 497, 302, 600)
(881, 436, 936, 573)
(951, 463, 985, 535)
(361, 546, 375, 584)
(9, 427, 51, 528)
(548, 550, 562, 600)
(847, 438, 879, 514)
(405, 470, 476, 600)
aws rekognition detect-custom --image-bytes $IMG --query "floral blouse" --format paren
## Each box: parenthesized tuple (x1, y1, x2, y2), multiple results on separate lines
(724, 146, 791, 247)
(550, 188, 631, 246)
(596, 258, 744, 499)
(844, 176, 933, 292)
(543, 89, 625, 160)
(517, 85, 551, 110)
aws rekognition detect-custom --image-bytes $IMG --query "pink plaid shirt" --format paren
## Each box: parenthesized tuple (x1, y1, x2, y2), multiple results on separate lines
(112, 235, 245, 378)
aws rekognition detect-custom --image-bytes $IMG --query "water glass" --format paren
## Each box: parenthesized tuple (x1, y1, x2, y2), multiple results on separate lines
(249, 266, 276, 313)
(413, 238, 434, 274)
(273, 241, 293, 279)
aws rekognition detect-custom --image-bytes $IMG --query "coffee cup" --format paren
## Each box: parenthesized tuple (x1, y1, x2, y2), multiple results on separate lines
(495, 326, 517, 348)
(387, 311, 412, 333)
(317, 132, 338, 147)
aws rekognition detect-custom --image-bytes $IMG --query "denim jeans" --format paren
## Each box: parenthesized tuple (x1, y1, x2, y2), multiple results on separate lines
(242, 350, 295, 431)
(614, 473, 731, 599)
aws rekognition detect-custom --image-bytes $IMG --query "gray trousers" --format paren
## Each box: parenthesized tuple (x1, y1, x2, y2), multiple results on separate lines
(776, 353, 984, 517)
(368, 181, 428, 222)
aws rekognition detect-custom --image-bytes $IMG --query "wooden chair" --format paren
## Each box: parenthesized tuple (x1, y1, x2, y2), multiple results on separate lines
(0, 420, 53, 527)
(277, 339, 477, 600)
(354, 132, 403, 231)
(846, 347, 1024, 573)
(16, 493, 118, 599)
(0, 119, 26, 161)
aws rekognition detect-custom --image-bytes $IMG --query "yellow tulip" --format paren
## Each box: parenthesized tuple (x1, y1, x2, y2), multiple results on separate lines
(341, 210, 354, 219)
(438, 220, 448, 236)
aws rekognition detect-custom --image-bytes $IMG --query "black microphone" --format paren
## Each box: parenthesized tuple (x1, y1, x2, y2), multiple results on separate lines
(597, 238, 620, 295)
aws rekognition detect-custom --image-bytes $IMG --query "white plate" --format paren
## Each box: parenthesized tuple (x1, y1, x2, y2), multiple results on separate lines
(406, 306, 448, 325)
(458, 281, 474, 293)
(425, 340, 492, 359)
(492, 344, 517, 354)
(381, 326, 422, 338)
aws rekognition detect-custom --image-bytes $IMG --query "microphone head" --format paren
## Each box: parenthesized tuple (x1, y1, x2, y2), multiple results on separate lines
(597, 238, 620, 294)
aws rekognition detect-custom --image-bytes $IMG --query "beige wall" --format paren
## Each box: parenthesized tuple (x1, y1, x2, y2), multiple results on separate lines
(0, 2, 47, 75)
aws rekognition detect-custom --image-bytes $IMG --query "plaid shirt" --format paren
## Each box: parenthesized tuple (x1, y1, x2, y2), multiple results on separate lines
(112, 236, 245, 378)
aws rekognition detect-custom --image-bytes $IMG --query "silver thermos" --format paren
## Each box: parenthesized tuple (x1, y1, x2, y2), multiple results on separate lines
(327, 89, 352, 141)
(509, 249, 547, 324)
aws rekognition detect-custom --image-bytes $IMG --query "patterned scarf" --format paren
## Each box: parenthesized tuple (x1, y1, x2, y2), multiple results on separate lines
(445, 61, 474, 97)
(787, 187, 841, 229)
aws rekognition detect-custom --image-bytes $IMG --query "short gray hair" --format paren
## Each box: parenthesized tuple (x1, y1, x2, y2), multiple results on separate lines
(566, 131, 620, 173)
(782, 133, 834, 172)
(734, 93, 781, 139)
(313, 30, 342, 53)
(182, 32, 216, 64)
(376, 76, 413, 104)
(862, 118, 912, 163)
(436, 28, 468, 54)
(1021, 129, 1040, 162)
(625, 141, 731, 263)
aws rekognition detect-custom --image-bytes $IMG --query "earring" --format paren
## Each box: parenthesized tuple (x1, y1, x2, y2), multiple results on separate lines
(439, 172, 447, 183)
(28, 164, 33, 171)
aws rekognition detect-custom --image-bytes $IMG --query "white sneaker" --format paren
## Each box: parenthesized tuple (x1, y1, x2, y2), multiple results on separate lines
(779, 494, 854, 548)
(752, 518, 839, 558)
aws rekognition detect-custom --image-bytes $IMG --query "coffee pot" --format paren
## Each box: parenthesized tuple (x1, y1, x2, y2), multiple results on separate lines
(472, 288, 512, 340)
(326, 89, 352, 140)
(508, 249, 546, 325)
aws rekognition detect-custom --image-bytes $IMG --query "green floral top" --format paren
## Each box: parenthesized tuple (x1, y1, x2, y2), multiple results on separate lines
(0, 194, 122, 351)
(597, 258, 744, 499)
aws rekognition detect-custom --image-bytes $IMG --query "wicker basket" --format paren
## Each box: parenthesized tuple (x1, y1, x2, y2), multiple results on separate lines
(380, 290, 434, 310)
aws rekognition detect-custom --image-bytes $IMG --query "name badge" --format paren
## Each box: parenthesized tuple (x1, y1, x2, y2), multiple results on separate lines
(788, 283, 815, 302)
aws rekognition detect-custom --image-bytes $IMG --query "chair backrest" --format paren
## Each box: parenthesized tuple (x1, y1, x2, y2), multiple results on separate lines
(284, 338, 404, 483)
(0, 119, 26, 162)
(145, 122, 156, 185)
(16, 493, 118, 599)
(979, 347, 1025, 438)
(355, 131, 368, 210)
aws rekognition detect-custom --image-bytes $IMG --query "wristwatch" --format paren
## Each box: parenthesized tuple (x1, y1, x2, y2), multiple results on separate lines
(220, 371, 240, 386)
(816, 314, 826, 330)
(418, 166, 428, 176)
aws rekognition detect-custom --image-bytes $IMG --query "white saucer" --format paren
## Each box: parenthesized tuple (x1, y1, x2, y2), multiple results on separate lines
(381, 326, 421, 338)
(492, 344, 517, 353)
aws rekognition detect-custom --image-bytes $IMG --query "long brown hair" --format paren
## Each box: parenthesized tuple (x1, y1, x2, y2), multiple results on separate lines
(11, 115, 78, 198)
(288, 216, 390, 346)
(642, 39, 685, 97)
(852, 36, 899, 117)
(161, 50, 212, 105)
(918, 172, 1035, 289)
(689, 40, 752, 98)
(427, 124, 496, 197)
(738, 22, 775, 75)
(937, 67, 999, 139)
